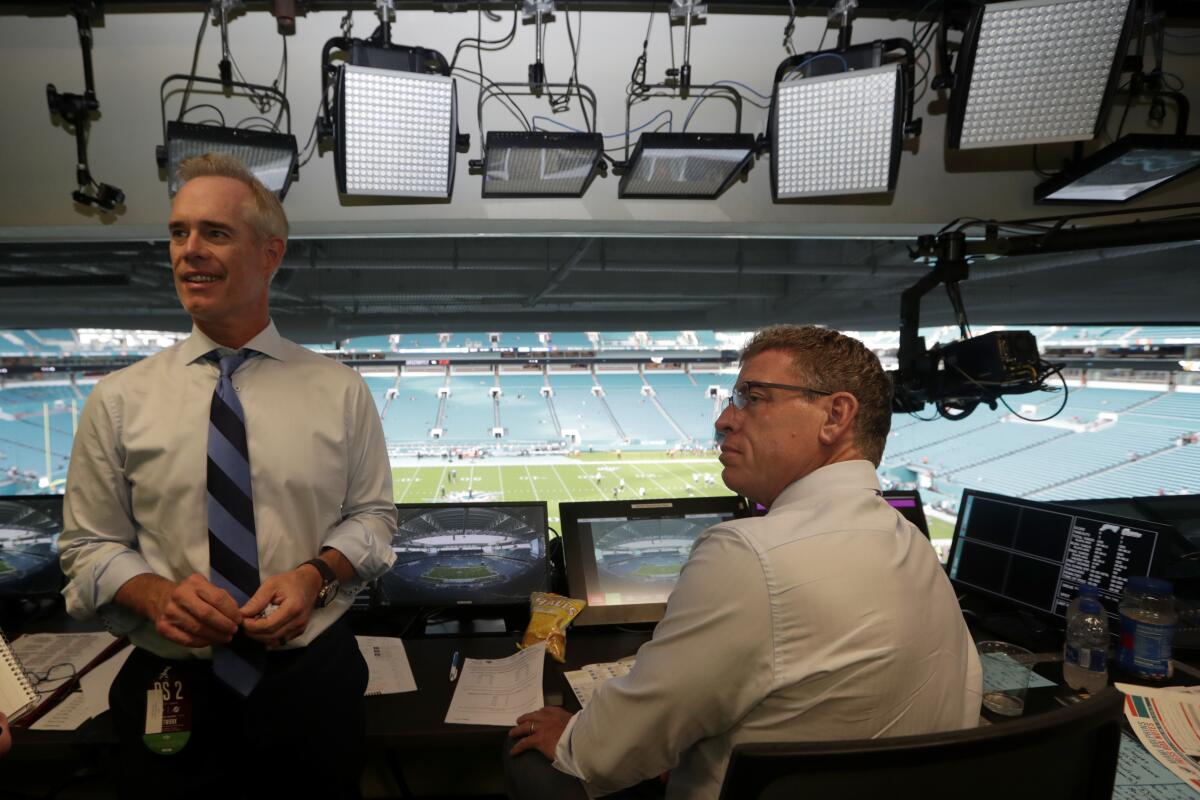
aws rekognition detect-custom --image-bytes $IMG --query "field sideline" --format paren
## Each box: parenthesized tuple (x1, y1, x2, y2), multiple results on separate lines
(391, 455, 731, 531)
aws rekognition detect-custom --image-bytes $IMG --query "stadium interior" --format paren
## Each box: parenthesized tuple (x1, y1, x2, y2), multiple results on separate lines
(1, 0, 1198, 795)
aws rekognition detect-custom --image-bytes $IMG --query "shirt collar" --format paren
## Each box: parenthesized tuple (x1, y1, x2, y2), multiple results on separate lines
(181, 319, 288, 365)
(769, 460, 882, 511)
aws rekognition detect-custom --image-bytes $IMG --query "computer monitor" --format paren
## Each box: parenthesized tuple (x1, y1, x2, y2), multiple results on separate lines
(0, 494, 64, 597)
(561, 495, 749, 626)
(376, 502, 550, 607)
(882, 489, 930, 539)
(947, 489, 1173, 624)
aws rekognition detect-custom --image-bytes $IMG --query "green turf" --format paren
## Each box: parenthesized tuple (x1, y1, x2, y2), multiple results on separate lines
(424, 565, 496, 580)
(928, 517, 955, 541)
(392, 454, 732, 531)
(0, 559, 13, 575)
(633, 563, 681, 577)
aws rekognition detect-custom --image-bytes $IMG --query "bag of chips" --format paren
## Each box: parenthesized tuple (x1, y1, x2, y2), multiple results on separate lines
(520, 592, 586, 663)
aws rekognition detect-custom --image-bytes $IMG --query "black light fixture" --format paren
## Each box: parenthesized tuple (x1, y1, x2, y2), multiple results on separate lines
(470, 81, 605, 198)
(937, 0, 1136, 150)
(618, 132, 756, 199)
(157, 75, 299, 198)
(319, 9, 469, 200)
(482, 131, 603, 198)
(45, 3, 124, 212)
(1034, 134, 1200, 204)
(769, 30, 920, 199)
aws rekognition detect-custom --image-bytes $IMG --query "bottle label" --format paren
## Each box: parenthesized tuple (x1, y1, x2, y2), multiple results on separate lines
(1066, 643, 1107, 672)
(1118, 615, 1174, 678)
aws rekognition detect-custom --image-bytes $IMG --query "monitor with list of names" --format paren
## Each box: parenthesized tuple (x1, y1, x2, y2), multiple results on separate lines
(947, 489, 1174, 624)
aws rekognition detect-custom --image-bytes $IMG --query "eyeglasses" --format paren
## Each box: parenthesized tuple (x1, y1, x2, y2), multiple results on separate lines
(728, 381, 833, 410)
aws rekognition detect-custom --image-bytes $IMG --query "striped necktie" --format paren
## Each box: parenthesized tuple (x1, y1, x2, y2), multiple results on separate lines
(206, 348, 265, 696)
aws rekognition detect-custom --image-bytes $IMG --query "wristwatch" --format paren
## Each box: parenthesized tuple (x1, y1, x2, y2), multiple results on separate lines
(301, 558, 340, 608)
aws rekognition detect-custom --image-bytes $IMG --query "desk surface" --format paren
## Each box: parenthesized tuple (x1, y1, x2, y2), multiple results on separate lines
(14, 626, 653, 750)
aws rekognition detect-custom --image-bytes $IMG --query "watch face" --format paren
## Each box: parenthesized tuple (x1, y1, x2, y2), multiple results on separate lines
(316, 580, 340, 608)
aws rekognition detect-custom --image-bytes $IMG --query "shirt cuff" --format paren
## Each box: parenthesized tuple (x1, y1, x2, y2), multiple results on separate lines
(63, 548, 154, 622)
(322, 517, 396, 584)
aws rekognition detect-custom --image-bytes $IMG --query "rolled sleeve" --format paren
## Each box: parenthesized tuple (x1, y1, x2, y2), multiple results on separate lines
(556, 527, 774, 794)
(324, 379, 397, 583)
(59, 381, 154, 625)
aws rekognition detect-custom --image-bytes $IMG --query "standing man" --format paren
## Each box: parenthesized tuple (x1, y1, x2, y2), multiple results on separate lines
(506, 325, 980, 800)
(59, 154, 397, 798)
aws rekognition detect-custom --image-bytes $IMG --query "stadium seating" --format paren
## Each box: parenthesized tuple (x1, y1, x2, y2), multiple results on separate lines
(546, 373, 623, 447)
(644, 372, 721, 444)
(342, 335, 392, 352)
(440, 374, 497, 442)
(498, 373, 559, 441)
(547, 332, 592, 349)
(380, 375, 442, 442)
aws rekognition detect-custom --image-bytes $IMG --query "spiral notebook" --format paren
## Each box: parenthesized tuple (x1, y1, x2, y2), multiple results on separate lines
(0, 629, 39, 720)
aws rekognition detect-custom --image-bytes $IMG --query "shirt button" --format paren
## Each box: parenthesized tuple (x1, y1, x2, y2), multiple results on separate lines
(234, 386, 241, 392)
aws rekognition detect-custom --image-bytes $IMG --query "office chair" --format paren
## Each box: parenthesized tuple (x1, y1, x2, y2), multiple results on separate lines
(718, 687, 1124, 800)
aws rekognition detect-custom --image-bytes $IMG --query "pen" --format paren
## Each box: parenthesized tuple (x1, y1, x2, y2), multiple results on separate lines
(449, 651, 461, 682)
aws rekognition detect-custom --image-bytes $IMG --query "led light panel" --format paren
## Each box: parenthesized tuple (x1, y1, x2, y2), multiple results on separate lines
(1035, 134, 1200, 203)
(618, 133, 755, 199)
(952, 0, 1132, 149)
(164, 121, 298, 198)
(482, 131, 603, 197)
(337, 64, 457, 197)
(771, 64, 902, 199)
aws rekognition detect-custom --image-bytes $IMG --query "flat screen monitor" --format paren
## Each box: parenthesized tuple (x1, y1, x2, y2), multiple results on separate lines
(1060, 495, 1199, 545)
(376, 502, 550, 607)
(561, 495, 749, 626)
(0, 494, 64, 596)
(883, 489, 929, 539)
(947, 489, 1173, 624)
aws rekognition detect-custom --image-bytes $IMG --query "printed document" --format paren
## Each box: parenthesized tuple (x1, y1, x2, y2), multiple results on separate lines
(356, 636, 417, 696)
(445, 643, 545, 726)
(564, 656, 636, 708)
(1117, 682, 1200, 793)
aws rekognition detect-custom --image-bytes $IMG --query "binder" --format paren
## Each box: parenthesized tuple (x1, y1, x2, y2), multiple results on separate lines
(0, 629, 38, 721)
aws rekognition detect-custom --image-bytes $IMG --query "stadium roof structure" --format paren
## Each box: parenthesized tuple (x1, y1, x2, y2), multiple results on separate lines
(0, 4, 1198, 338)
(1, 236, 1198, 342)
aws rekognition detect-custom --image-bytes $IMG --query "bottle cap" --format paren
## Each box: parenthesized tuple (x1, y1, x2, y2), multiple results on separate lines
(1078, 597, 1104, 614)
(1126, 576, 1174, 596)
(1077, 584, 1101, 598)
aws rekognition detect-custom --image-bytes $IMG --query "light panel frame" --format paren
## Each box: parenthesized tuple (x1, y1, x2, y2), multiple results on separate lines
(481, 131, 604, 198)
(947, 0, 1136, 150)
(770, 63, 904, 199)
(163, 121, 299, 198)
(1034, 133, 1200, 204)
(617, 132, 756, 200)
(335, 63, 459, 198)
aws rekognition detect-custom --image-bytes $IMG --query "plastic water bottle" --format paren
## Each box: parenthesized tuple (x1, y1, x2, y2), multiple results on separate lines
(1064, 585, 1109, 693)
(1118, 577, 1176, 680)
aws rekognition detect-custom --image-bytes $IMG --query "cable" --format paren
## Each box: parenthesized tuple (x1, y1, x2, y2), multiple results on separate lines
(781, 52, 850, 81)
(564, 0, 591, 132)
(997, 367, 1069, 422)
(682, 88, 768, 133)
(180, 103, 227, 127)
(448, 2, 519, 73)
(534, 110, 673, 139)
(177, 7, 211, 122)
(456, 67, 532, 131)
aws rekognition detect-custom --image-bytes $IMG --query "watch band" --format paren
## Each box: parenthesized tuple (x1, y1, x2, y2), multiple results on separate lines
(301, 558, 338, 608)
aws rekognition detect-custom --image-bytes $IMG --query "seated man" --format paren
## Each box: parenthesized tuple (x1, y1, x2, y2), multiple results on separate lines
(506, 325, 981, 800)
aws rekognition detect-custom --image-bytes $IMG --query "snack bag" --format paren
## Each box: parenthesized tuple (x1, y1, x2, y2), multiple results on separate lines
(521, 592, 586, 663)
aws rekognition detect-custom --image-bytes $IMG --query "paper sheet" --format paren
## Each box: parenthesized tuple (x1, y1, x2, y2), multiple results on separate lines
(1115, 732, 1200, 799)
(564, 657, 636, 708)
(1118, 682, 1200, 793)
(11, 632, 120, 685)
(444, 642, 545, 726)
(356, 636, 417, 696)
(979, 651, 1057, 692)
(31, 644, 133, 731)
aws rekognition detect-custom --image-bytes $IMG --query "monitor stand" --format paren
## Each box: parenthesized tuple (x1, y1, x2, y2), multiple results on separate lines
(424, 617, 510, 636)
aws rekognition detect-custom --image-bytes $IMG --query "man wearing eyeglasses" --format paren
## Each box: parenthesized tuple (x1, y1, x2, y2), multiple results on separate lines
(506, 325, 981, 800)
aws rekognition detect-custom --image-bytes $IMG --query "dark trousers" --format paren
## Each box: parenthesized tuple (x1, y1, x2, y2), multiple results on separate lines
(502, 736, 666, 800)
(108, 620, 367, 800)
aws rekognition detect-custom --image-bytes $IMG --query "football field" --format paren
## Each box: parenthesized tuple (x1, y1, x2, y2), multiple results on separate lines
(391, 455, 731, 531)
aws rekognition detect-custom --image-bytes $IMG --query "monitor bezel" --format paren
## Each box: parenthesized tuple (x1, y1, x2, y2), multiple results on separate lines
(947, 488, 1174, 624)
(380, 500, 551, 608)
(560, 495, 749, 626)
(882, 489, 929, 540)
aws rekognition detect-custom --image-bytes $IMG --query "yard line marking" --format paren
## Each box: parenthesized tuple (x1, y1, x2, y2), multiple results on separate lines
(523, 464, 542, 500)
(630, 462, 672, 496)
(551, 463, 576, 502)
(574, 463, 608, 500)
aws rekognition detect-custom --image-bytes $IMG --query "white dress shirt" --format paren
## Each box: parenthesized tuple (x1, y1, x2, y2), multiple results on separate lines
(554, 460, 982, 800)
(59, 321, 397, 659)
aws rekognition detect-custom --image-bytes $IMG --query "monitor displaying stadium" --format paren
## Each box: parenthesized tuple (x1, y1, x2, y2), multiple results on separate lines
(561, 495, 749, 626)
(0, 495, 64, 596)
(947, 489, 1172, 624)
(883, 489, 930, 539)
(377, 502, 549, 607)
